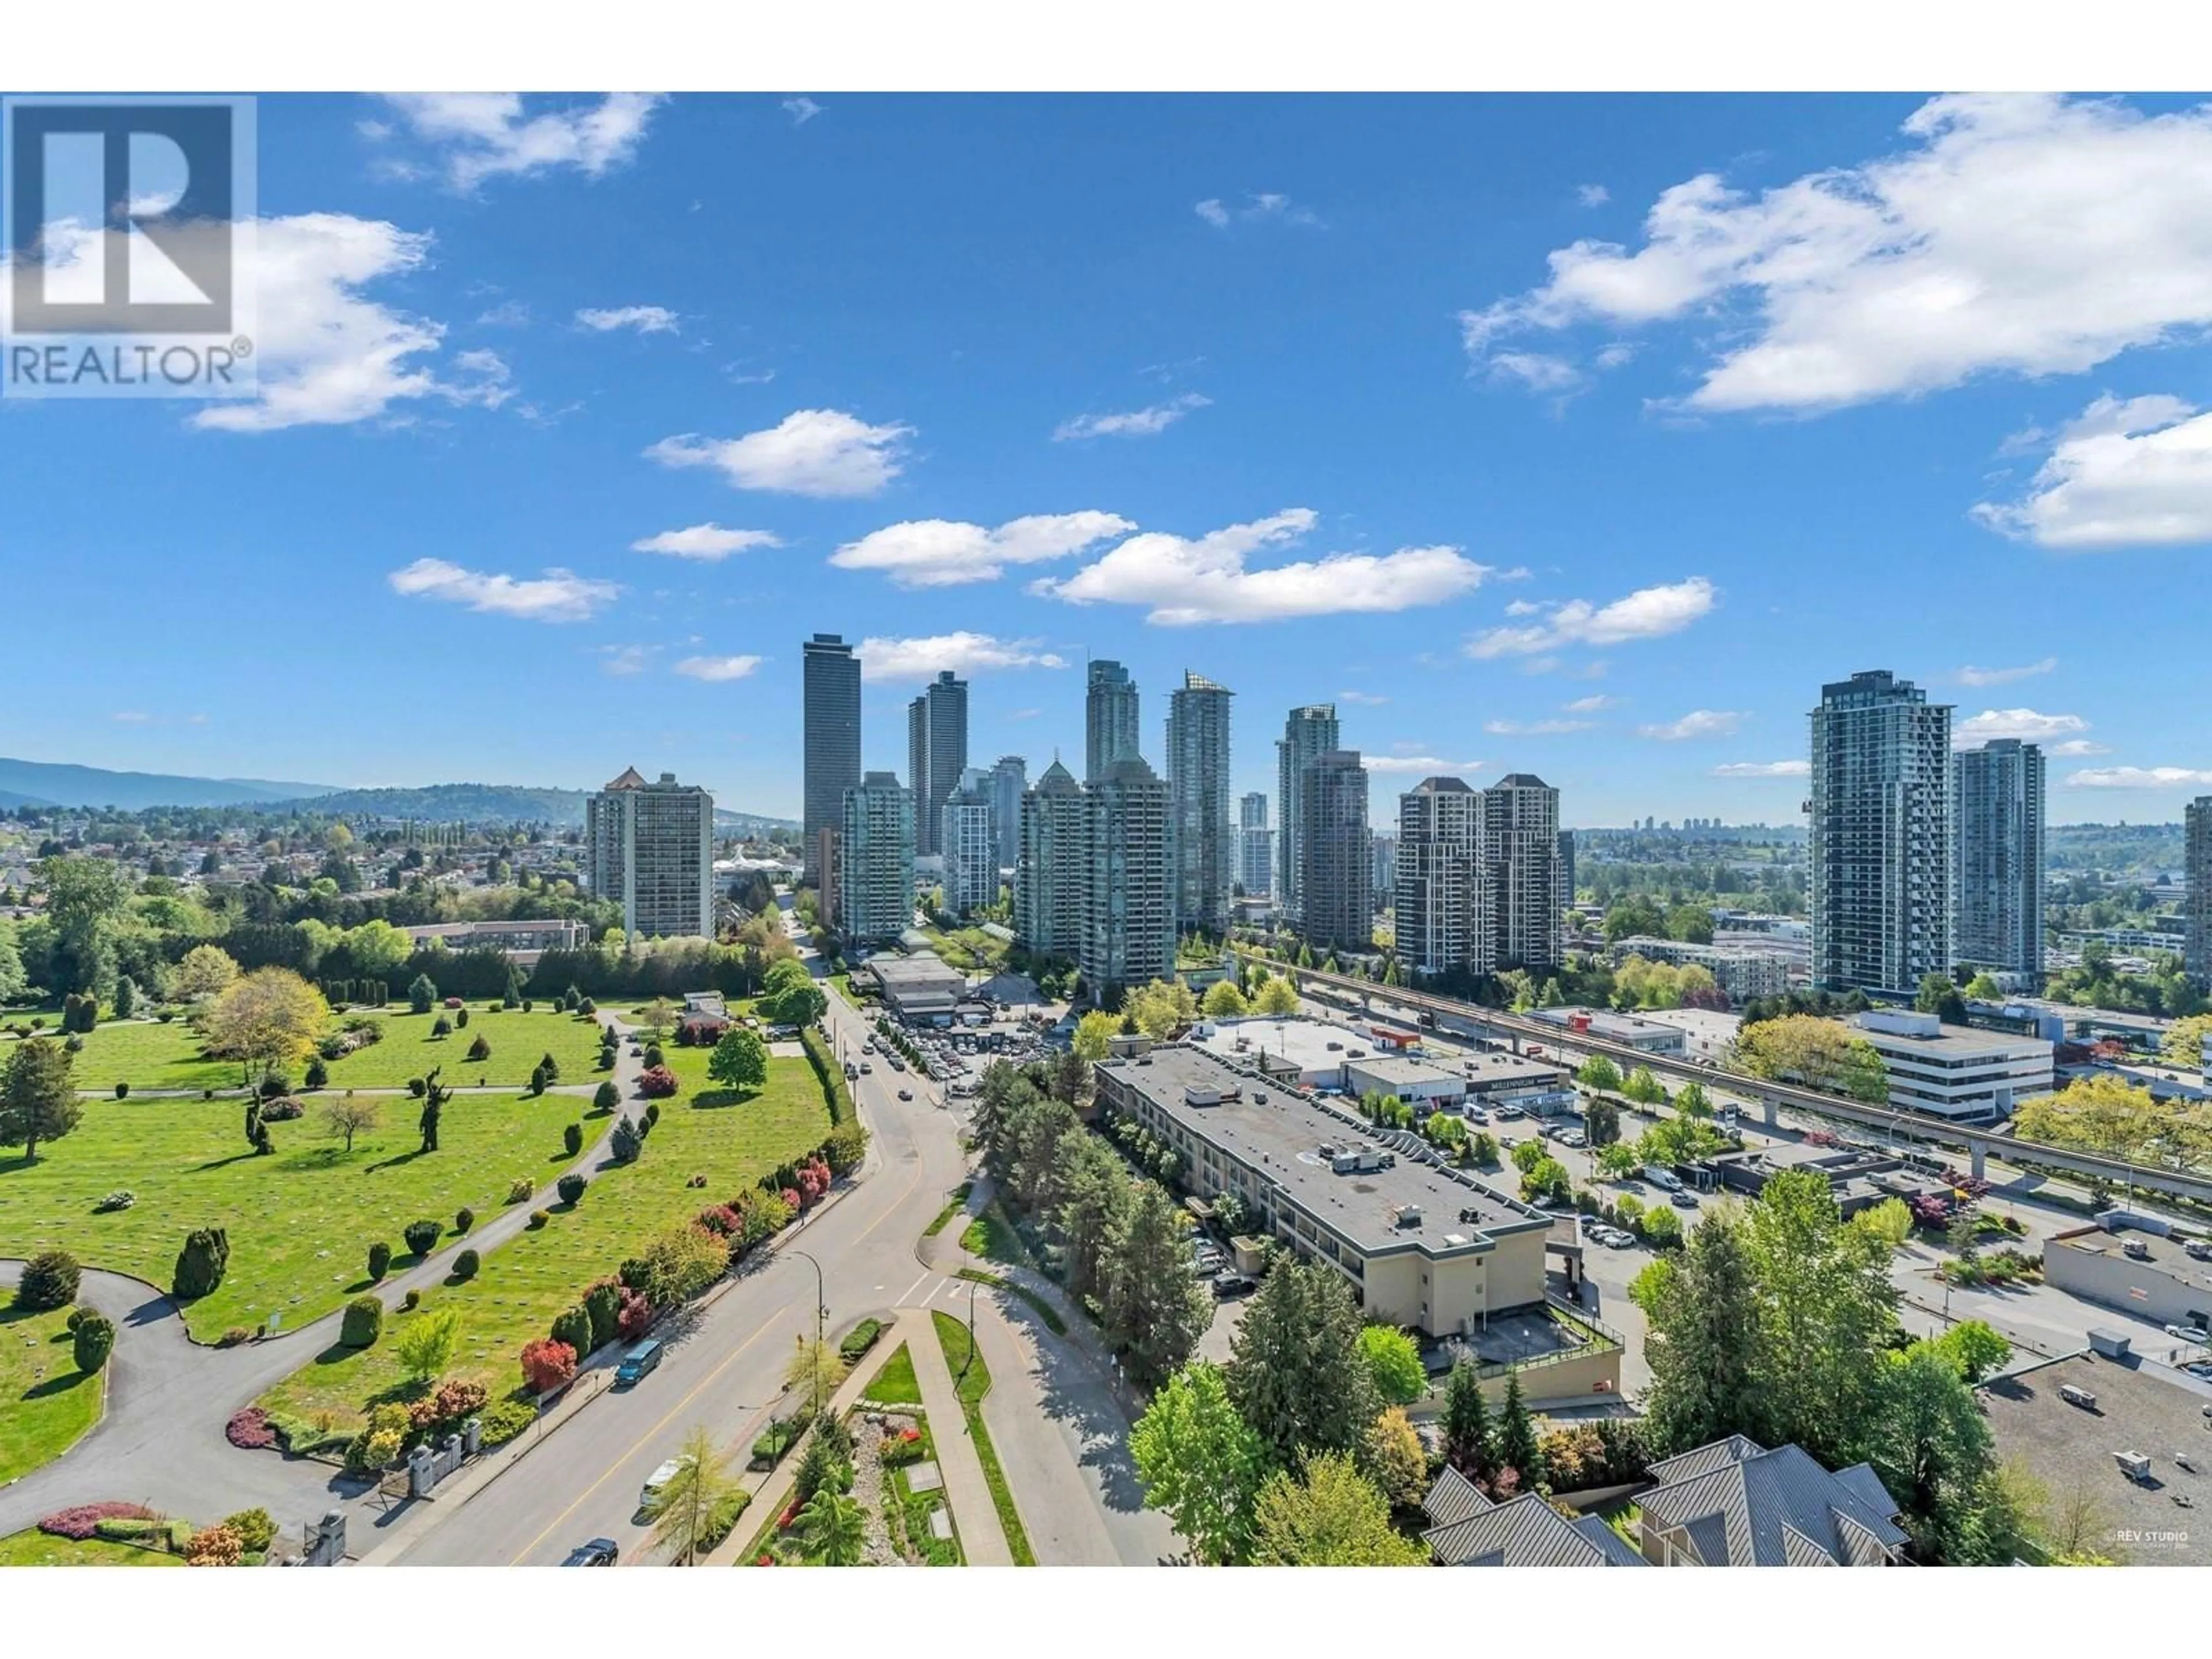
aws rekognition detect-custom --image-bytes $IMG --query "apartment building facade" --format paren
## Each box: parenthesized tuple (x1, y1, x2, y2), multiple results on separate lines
(839, 771, 916, 944)
(1298, 748, 1372, 955)
(1166, 671, 1235, 937)
(1953, 738, 2045, 983)
(906, 670, 968, 858)
(801, 632, 861, 886)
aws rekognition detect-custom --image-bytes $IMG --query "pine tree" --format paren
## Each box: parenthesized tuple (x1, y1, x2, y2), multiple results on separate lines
(1441, 1357, 1494, 1480)
(1631, 1207, 1765, 1456)
(1225, 1260, 1379, 1470)
(1102, 1182, 1210, 1388)
(1495, 1372, 1543, 1488)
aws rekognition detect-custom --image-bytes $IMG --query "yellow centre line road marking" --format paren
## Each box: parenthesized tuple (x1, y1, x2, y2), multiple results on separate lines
(506, 1085, 933, 1565)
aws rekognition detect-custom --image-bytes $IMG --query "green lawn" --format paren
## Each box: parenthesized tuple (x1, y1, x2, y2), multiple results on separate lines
(919, 926, 1010, 974)
(923, 1183, 974, 1238)
(867, 1341, 922, 1407)
(0, 1089, 578, 1340)
(256, 1055, 833, 1430)
(930, 1310, 1035, 1565)
(0, 1529, 182, 1567)
(40, 1006, 611, 1094)
(0, 1304, 104, 1485)
(959, 1205, 1034, 1270)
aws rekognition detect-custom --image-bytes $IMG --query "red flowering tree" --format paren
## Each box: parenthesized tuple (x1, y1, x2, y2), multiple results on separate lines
(616, 1287, 655, 1339)
(521, 1338, 577, 1393)
(638, 1065, 680, 1099)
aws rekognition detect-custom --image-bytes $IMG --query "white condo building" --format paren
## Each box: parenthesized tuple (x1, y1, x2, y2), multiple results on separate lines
(1396, 776, 1490, 978)
(840, 771, 915, 944)
(586, 767, 716, 939)
(941, 771, 998, 915)
(1084, 756, 1176, 998)
(1015, 759, 1088, 959)
(1487, 773, 1565, 974)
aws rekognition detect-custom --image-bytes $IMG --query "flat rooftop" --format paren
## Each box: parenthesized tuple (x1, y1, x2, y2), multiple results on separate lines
(1097, 1044, 1548, 1258)
(1979, 1352, 2212, 1566)
(868, 951, 964, 986)
(1196, 1016, 1386, 1077)
(1459, 1052, 1570, 1090)
(2051, 1227, 2212, 1281)
(1342, 1054, 1463, 1089)
(1850, 1014, 2051, 1059)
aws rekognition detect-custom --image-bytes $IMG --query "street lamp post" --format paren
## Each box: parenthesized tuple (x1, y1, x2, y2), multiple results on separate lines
(791, 1249, 828, 1422)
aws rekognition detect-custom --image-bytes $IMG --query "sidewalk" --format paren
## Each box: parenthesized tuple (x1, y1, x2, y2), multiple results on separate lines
(903, 1308, 1013, 1566)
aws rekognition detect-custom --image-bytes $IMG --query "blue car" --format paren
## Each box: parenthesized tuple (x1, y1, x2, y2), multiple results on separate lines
(615, 1338, 664, 1387)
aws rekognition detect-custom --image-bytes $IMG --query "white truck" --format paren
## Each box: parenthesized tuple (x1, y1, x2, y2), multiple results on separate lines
(1643, 1164, 1683, 1193)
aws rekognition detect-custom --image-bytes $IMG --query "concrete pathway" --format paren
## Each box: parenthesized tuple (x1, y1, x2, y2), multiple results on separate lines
(903, 1307, 1013, 1566)
(0, 1017, 647, 1539)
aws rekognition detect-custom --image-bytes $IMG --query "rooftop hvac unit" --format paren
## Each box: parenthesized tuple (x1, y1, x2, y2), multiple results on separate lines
(2059, 1384, 2099, 1410)
(1396, 1204, 1423, 1229)
(2116, 1450, 2153, 1483)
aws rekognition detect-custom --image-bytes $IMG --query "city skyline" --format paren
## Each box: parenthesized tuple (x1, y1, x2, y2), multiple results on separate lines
(7, 92, 2211, 827)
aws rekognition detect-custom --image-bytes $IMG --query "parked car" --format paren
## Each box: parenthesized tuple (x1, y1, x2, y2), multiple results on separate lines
(1671, 1190, 1700, 1209)
(897, 1088, 914, 1102)
(1211, 1272, 1255, 1298)
(640, 1456, 690, 1512)
(1463, 1107, 1490, 1124)
(859, 1061, 873, 1074)
(1494, 1104, 1524, 1120)
(615, 1338, 664, 1387)
(2166, 1323, 2210, 1344)
(562, 1537, 620, 1566)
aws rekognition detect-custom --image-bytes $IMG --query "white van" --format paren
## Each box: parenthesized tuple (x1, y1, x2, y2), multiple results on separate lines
(1643, 1165, 1683, 1193)
(641, 1456, 690, 1512)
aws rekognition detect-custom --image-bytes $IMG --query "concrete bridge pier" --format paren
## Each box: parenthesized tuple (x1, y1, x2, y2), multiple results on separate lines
(1971, 1143, 1986, 1182)
(1762, 1096, 1779, 1130)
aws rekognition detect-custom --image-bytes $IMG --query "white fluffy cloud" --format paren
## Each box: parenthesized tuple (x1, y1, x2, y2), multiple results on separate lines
(187, 215, 510, 433)
(1338, 691, 1389, 706)
(1054, 393, 1210, 441)
(647, 410, 912, 498)
(1366, 755, 1486, 775)
(1955, 708, 2090, 746)
(831, 513, 1135, 588)
(1484, 718, 1594, 736)
(857, 633, 1069, 683)
(377, 93, 663, 190)
(673, 654, 763, 682)
(1973, 395, 2212, 549)
(782, 97, 823, 126)
(1955, 657, 2057, 687)
(1639, 710, 1744, 741)
(576, 305, 679, 334)
(1563, 694, 1619, 712)
(2067, 766, 2212, 789)
(1033, 509, 1494, 626)
(1711, 759, 1809, 778)
(1194, 193, 1323, 229)
(1465, 577, 1715, 658)
(1463, 95, 2212, 414)
(631, 524, 783, 561)
(388, 558, 619, 622)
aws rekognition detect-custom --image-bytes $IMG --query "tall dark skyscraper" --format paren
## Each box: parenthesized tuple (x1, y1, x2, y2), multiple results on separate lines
(1085, 659, 1141, 781)
(1166, 671, 1234, 936)
(801, 633, 860, 887)
(1953, 738, 2045, 982)
(906, 669, 969, 858)
(1277, 703, 1340, 922)
(1297, 748, 1370, 953)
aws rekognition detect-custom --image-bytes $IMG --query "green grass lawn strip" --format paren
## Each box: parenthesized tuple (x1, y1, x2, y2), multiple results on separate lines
(929, 1309, 1035, 1566)
(0, 1304, 104, 1484)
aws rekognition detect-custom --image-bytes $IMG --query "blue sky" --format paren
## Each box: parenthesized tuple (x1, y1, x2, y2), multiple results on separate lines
(6, 90, 2211, 825)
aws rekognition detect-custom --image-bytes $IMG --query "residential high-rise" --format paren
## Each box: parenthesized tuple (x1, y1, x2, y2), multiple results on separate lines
(1395, 777, 1489, 978)
(1486, 774, 1565, 973)
(1298, 749, 1370, 954)
(1558, 828, 1577, 909)
(1086, 659, 1141, 781)
(1809, 669, 1954, 996)
(1015, 759, 1088, 960)
(1238, 791, 1274, 898)
(1277, 704, 1340, 922)
(1084, 756, 1176, 998)
(988, 755, 1027, 878)
(2187, 797, 2212, 993)
(1371, 832, 1398, 901)
(906, 670, 968, 858)
(1165, 671, 1234, 937)
(941, 770, 998, 915)
(586, 768, 715, 939)
(801, 633, 861, 886)
(1953, 739, 2046, 983)
(839, 771, 915, 944)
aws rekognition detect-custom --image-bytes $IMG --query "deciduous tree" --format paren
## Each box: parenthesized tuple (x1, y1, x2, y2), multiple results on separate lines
(0, 1036, 79, 1162)
(319, 1094, 380, 1154)
(706, 1027, 770, 1096)
(1130, 1361, 1263, 1565)
(1358, 1325, 1429, 1407)
(649, 1425, 737, 1565)
(1248, 1450, 1425, 1566)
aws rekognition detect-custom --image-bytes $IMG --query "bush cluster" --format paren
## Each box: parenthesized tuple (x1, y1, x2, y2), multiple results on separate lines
(94, 1189, 135, 1213)
(557, 1172, 588, 1205)
(341, 1296, 382, 1349)
(225, 1408, 278, 1450)
(451, 1247, 480, 1281)
(16, 1249, 81, 1310)
(403, 1219, 441, 1257)
(40, 1502, 156, 1541)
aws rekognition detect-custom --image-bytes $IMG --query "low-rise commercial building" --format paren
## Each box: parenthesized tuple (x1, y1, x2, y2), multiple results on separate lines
(404, 918, 586, 962)
(1848, 1008, 2054, 1123)
(1093, 1044, 1552, 1338)
(2043, 1223, 2212, 1333)
(1531, 1006, 1688, 1056)
(1342, 1054, 1467, 1109)
(864, 950, 967, 1022)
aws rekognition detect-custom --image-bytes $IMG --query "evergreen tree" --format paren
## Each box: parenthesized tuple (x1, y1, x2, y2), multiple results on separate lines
(1630, 1207, 1765, 1456)
(0, 1037, 81, 1162)
(1495, 1372, 1544, 1488)
(1225, 1260, 1379, 1469)
(1051, 1133, 1134, 1305)
(1101, 1182, 1211, 1388)
(407, 973, 437, 1014)
(1440, 1357, 1495, 1481)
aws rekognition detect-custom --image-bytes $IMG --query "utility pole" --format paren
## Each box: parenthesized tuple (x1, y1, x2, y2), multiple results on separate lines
(793, 1249, 827, 1421)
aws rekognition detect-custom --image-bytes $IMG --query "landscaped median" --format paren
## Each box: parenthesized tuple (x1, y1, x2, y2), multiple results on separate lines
(931, 1310, 1035, 1566)
(0, 1301, 105, 1485)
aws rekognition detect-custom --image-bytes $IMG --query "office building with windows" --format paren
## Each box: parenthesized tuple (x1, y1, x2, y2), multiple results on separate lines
(586, 768, 716, 939)
(1298, 748, 1371, 954)
(1085, 658, 1141, 781)
(1277, 703, 1340, 923)
(1953, 738, 2045, 983)
(1809, 671, 1953, 996)
(801, 633, 861, 886)
(1238, 791, 1274, 898)
(906, 670, 968, 858)
(839, 771, 915, 944)
(1166, 670, 1234, 937)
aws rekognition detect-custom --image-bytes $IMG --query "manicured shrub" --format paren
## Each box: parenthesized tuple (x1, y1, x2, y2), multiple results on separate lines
(455, 1008, 470, 1029)
(643, 1044, 665, 1069)
(644, 1101, 661, 1128)
(467, 1033, 491, 1062)
(368, 1241, 392, 1281)
(520, 1338, 577, 1393)
(638, 1064, 679, 1099)
(563, 1122, 583, 1157)
(40, 1502, 155, 1540)
(551, 1304, 594, 1358)
(172, 1229, 229, 1300)
(341, 1296, 382, 1348)
(583, 1279, 624, 1351)
(94, 1188, 135, 1213)
(258, 1072, 290, 1100)
(528, 1064, 548, 1096)
(528, 1209, 550, 1228)
(408, 1077, 427, 1098)
(539, 1051, 560, 1083)
(225, 1407, 278, 1450)
(114, 1080, 130, 1099)
(403, 1218, 441, 1256)
(257, 1097, 304, 1122)
(454, 1206, 475, 1234)
(186, 1523, 244, 1566)
(304, 1057, 328, 1090)
(578, 997, 596, 1016)
(838, 1318, 884, 1364)
(480, 1397, 537, 1445)
(16, 1249, 81, 1310)
(66, 1306, 91, 1332)
(401, 1289, 421, 1312)
(222, 1508, 276, 1554)
(592, 1081, 619, 1113)
(616, 1289, 654, 1340)
(219, 1326, 253, 1347)
(431, 1016, 452, 1039)
(558, 1172, 588, 1206)
(611, 1117, 642, 1164)
(62, 1311, 113, 1376)
(452, 1248, 480, 1281)
(506, 1177, 535, 1204)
